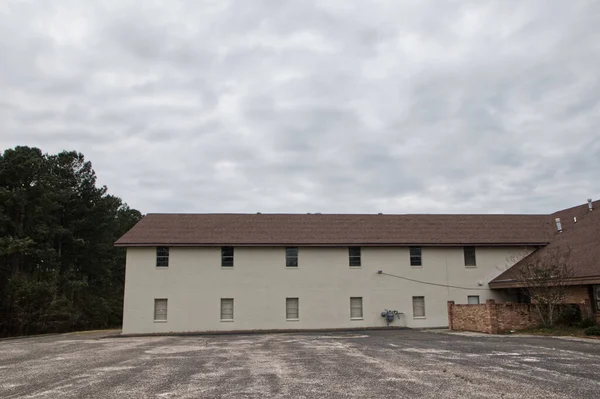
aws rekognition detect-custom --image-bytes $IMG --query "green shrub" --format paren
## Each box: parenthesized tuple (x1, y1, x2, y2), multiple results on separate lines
(579, 318, 597, 329)
(584, 326, 600, 336)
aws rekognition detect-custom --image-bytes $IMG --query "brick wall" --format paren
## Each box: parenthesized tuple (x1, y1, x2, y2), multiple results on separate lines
(449, 299, 543, 334)
(447, 302, 492, 333)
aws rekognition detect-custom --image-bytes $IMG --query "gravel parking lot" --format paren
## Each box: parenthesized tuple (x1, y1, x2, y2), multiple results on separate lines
(1, 329, 599, 398)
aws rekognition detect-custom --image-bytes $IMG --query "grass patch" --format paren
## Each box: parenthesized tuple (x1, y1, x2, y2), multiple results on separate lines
(513, 326, 599, 338)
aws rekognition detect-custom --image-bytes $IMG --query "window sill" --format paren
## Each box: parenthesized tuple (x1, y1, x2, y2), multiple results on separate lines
(286, 318, 299, 322)
(285, 267, 298, 269)
(155, 267, 169, 270)
(349, 266, 362, 269)
(220, 319, 234, 322)
(413, 316, 426, 319)
(410, 266, 423, 269)
(153, 320, 167, 323)
(221, 267, 234, 270)
(465, 266, 477, 268)
(350, 317, 364, 321)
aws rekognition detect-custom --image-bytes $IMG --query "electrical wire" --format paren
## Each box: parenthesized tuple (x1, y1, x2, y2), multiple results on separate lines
(378, 271, 490, 291)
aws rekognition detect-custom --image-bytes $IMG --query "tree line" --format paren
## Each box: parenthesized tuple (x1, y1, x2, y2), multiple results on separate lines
(0, 146, 141, 337)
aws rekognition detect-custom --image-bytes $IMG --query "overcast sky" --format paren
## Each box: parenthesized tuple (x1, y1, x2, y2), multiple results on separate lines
(1, 1, 599, 215)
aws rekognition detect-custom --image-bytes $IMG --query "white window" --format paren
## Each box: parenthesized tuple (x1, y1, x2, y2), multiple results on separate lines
(154, 299, 168, 321)
(286, 298, 299, 320)
(220, 298, 234, 320)
(412, 296, 425, 318)
(156, 247, 169, 267)
(350, 297, 363, 319)
(468, 295, 480, 305)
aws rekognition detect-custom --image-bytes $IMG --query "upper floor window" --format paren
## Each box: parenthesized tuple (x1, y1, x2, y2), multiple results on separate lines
(464, 247, 476, 267)
(221, 247, 234, 267)
(286, 247, 298, 267)
(156, 247, 169, 267)
(349, 247, 361, 267)
(410, 247, 422, 266)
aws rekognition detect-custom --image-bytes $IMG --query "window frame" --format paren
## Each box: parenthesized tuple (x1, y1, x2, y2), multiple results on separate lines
(468, 295, 480, 305)
(154, 298, 168, 322)
(156, 247, 169, 268)
(350, 297, 363, 319)
(349, 247, 361, 267)
(286, 297, 299, 320)
(464, 246, 477, 267)
(412, 296, 425, 318)
(409, 247, 422, 267)
(220, 298, 234, 321)
(285, 247, 299, 268)
(221, 247, 234, 267)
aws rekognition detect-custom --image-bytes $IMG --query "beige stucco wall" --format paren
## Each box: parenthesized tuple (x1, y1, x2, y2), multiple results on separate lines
(122, 246, 533, 334)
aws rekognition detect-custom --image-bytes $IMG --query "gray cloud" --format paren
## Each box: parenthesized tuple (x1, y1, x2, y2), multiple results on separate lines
(1, 0, 599, 215)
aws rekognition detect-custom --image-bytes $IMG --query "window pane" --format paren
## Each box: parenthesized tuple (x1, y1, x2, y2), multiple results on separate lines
(286, 257, 298, 267)
(286, 247, 298, 257)
(221, 247, 234, 267)
(350, 297, 363, 318)
(154, 299, 168, 321)
(464, 247, 476, 266)
(349, 247, 361, 257)
(286, 298, 299, 319)
(468, 296, 480, 305)
(221, 298, 234, 320)
(410, 247, 422, 266)
(412, 296, 425, 317)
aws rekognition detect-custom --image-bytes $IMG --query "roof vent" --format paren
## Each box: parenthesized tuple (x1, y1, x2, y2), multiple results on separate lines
(555, 218, 562, 232)
(588, 198, 593, 211)
(256, 212, 261, 214)
(378, 212, 383, 215)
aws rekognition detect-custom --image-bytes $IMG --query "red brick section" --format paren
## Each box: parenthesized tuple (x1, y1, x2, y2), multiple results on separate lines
(448, 300, 543, 334)
(448, 297, 600, 333)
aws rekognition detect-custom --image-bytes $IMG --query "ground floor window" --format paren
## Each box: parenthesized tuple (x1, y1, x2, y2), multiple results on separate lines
(350, 297, 363, 319)
(154, 299, 168, 321)
(468, 295, 480, 305)
(412, 296, 425, 318)
(594, 285, 600, 312)
(286, 298, 299, 320)
(221, 298, 234, 320)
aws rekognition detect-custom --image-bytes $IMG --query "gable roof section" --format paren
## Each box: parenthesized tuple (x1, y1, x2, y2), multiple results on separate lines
(490, 200, 600, 287)
(115, 213, 552, 247)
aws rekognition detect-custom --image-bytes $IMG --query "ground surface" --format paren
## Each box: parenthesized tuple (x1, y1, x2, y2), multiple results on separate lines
(1, 330, 599, 398)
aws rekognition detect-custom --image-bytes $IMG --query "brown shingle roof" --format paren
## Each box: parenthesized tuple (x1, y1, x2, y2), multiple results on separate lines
(490, 200, 600, 285)
(115, 213, 553, 247)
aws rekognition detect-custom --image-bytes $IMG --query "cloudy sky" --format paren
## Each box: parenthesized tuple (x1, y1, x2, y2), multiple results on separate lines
(1, 1, 599, 215)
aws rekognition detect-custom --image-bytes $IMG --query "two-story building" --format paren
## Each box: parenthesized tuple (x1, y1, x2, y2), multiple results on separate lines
(116, 203, 597, 334)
